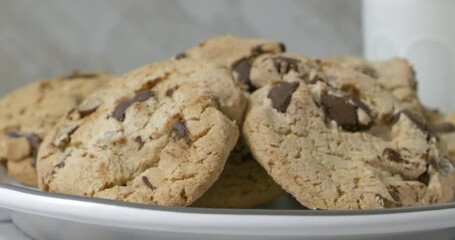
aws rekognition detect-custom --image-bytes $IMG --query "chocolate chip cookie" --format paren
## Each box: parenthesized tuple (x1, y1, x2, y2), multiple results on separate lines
(244, 53, 455, 209)
(177, 35, 285, 91)
(0, 72, 111, 186)
(37, 59, 242, 207)
(178, 36, 285, 208)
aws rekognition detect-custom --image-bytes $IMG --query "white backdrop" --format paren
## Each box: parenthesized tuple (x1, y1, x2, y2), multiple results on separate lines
(0, 0, 362, 95)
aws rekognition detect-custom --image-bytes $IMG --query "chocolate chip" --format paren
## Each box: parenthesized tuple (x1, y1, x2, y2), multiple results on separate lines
(418, 166, 430, 185)
(165, 86, 178, 97)
(394, 110, 428, 133)
(134, 136, 143, 145)
(172, 120, 191, 144)
(25, 133, 41, 167)
(267, 82, 299, 113)
(77, 99, 102, 118)
(386, 185, 400, 202)
(61, 71, 98, 80)
(278, 42, 286, 52)
(272, 57, 300, 75)
(54, 150, 73, 169)
(252, 45, 264, 55)
(7, 131, 22, 138)
(358, 66, 378, 79)
(112, 90, 154, 122)
(320, 93, 373, 132)
(175, 52, 186, 60)
(54, 124, 79, 149)
(232, 57, 255, 90)
(309, 75, 324, 84)
(382, 148, 406, 163)
(142, 176, 155, 190)
(134, 136, 144, 150)
(431, 122, 455, 133)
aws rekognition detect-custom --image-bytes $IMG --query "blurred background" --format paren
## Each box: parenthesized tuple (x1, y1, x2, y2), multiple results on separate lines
(0, 0, 361, 95)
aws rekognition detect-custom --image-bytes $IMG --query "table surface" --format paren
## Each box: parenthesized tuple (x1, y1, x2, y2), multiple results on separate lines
(0, 220, 32, 240)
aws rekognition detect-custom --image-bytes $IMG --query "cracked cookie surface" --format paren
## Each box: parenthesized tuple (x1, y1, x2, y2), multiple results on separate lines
(244, 53, 455, 209)
(326, 56, 422, 115)
(0, 72, 111, 186)
(37, 60, 240, 207)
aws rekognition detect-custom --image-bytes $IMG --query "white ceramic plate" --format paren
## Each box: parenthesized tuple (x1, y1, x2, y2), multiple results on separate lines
(1, 166, 455, 240)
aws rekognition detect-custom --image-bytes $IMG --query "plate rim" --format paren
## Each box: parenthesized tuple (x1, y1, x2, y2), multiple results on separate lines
(3, 183, 455, 237)
(1, 183, 455, 216)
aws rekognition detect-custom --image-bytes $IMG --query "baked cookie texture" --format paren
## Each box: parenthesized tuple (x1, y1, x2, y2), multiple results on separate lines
(182, 36, 285, 208)
(244, 53, 455, 210)
(424, 108, 455, 160)
(178, 35, 285, 92)
(326, 57, 422, 115)
(0, 72, 112, 186)
(37, 59, 241, 207)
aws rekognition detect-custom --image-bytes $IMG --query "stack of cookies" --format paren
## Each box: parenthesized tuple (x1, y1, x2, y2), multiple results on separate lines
(1, 36, 454, 210)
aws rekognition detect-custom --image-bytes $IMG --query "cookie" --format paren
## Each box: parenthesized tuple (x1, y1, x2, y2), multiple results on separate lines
(424, 108, 455, 159)
(326, 57, 422, 115)
(244, 53, 455, 209)
(177, 35, 285, 91)
(37, 59, 241, 207)
(180, 36, 285, 208)
(0, 72, 112, 186)
(192, 140, 284, 208)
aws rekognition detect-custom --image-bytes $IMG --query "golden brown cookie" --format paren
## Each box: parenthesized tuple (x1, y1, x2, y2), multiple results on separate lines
(0, 72, 112, 186)
(37, 60, 242, 207)
(244, 53, 455, 210)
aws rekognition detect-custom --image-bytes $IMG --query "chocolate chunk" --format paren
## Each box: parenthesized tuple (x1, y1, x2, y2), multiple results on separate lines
(232, 57, 255, 90)
(175, 52, 186, 60)
(112, 90, 154, 122)
(54, 150, 73, 169)
(309, 75, 324, 84)
(358, 66, 378, 79)
(267, 82, 300, 113)
(393, 110, 428, 133)
(382, 148, 406, 163)
(77, 99, 102, 118)
(54, 124, 79, 149)
(7, 131, 22, 138)
(134, 136, 144, 150)
(386, 185, 400, 202)
(272, 57, 300, 75)
(431, 122, 455, 133)
(173, 120, 186, 137)
(252, 45, 264, 55)
(134, 136, 143, 145)
(172, 120, 191, 144)
(25, 133, 41, 167)
(165, 86, 178, 97)
(142, 176, 155, 190)
(278, 42, 286, 52)
(62, 71, 98, 80)
(418, 167, 430, 185)
(320, 93, 373, 132)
